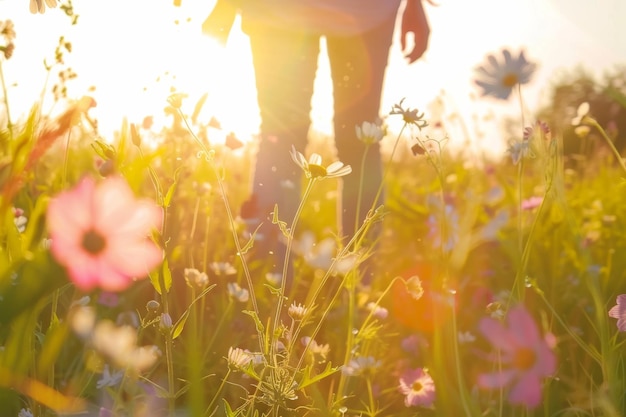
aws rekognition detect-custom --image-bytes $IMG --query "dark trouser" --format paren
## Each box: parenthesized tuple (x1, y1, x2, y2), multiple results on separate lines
(243, 15, 396, 268)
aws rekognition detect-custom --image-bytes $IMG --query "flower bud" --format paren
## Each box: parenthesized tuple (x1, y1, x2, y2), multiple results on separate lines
(146, 300, 160, 312)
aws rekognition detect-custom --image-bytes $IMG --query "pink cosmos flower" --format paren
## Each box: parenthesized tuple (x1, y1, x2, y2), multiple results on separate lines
(608, 294, 626, 331)
(478, 305, 556, 408)
(398, 367, 436, 407)
(521, 196, 543, 211)
(47, 176, 163, 292)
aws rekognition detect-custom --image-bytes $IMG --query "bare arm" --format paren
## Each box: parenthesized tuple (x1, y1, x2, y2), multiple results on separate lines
(400, 0, 431, 64)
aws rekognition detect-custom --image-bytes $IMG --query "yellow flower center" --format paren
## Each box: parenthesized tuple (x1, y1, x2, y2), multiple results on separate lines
(412, 381, 423, 392)
(82, 229, 106, 255)
(513, 347, 536, 370)
(502, 73, 519, 87)
(307, 164, 327, 179)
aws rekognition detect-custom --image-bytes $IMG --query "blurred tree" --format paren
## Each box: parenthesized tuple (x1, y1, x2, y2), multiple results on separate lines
(536, 65, 626, 158)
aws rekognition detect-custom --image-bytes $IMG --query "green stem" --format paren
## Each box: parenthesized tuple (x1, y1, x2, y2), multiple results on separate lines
(587, 118, 626, 176)
(62, 129, 72, 187)
(516, 84, 526, 259)
(178, 109, 263, 348)
(188, 287, 204, 417)
(271, 178, 316, 362)
(354, 144, 370, 235)
(510, 179, 551, 302)
(156, 228, 175, 414)
(450, 294, 478, 417)
(353, 123, 407, 251)
(138, 144, 174, 413)
(366, 377, 376, 415)
(0, 61, 13, 139)
(205, 369, 231, 416)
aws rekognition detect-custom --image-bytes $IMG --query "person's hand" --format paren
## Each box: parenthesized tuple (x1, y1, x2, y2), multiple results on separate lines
(202, 0, 238, 45)
(400, 0, 431, 64)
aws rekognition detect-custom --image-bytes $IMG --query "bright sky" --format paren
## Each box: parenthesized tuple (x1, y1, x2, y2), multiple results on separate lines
(0, 0, 624, 155)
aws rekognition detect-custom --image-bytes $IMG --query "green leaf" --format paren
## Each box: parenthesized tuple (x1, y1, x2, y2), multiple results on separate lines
(0, 251, 68, 326)
(191, 93, 208, 125)
(241, 310, 265, 350)
(90, 139, 116, 160)
(271, 204, 289, 237)
(36, 319, 69, 380)
(242, 310, 264, 332)
(149, 258, 171, 295)
(171, 309, 189, 340)
(297, 361, 340, 390)
(163, 167, 183, 208)
(239, 358, 261, 381)
(23, 194, 50, 252)
(262, 283, 283, 297)
(171, 284, 216, 340)
(223, 399, 235, 416)
(148, 270, 162, 295)
(239, 223, 262, 255)
(4, 206, 23, 259)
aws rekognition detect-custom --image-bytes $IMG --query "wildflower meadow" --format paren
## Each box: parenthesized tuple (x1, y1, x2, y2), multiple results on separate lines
(2, 3, 626, 417)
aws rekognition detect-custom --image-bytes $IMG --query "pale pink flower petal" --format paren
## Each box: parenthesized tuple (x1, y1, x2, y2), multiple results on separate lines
(608, 294, 626, 332)
(47, 178, 95, 237)
(105, 240, 163, 278)
(508, 306, 540, 346)
(534, 342, 557, 374)
(478, 318, 517, 352)
(398, 367, 436, 408)
(508, 372, 542, 408)
(65, 254, 128, 292)
(477, 370, 517, 389)
(477, 304, 556, 408)
(47, 176, 162, 292)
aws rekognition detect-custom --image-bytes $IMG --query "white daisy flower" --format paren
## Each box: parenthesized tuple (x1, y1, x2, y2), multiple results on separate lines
(474, 49, 536, 100)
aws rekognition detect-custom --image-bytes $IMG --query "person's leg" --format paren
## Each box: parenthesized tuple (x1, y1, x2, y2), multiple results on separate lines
(245, 24, 320, 270)
(326, 15, 397, 240)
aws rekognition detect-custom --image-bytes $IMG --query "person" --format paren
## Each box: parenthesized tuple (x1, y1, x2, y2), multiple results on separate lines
(203, 0, 431, 274)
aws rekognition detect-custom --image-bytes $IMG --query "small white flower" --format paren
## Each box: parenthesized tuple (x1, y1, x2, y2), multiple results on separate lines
(290, 146, 352, 179)
(288, 302, 308, 321)
(292, 231, 356, 274)
(209, 262, 237, 276)
(265, 272, 282, 286)
(301, 336, 330, 364)
(18, 408, 34, 417)
(184, 268, 210, 288)
(571, 102, 590, 126)
(91, 321, 160, 372)
(405, 276, 424, 300)
(12, 207, 27, 233)
(227, 347, 251, 369)
(70, 306, 96, 339)
(292, 231, 334, 270)
(342, 356, 381, 376)
(227, 282, 249, 303)
(458, 331, 476, 344)
(474, 49, 536, 100)
(29, 0, 57, 14)
(487, 302, 505, 320)
(355, 120, 385, 145)
(366, 302, 388, 320)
